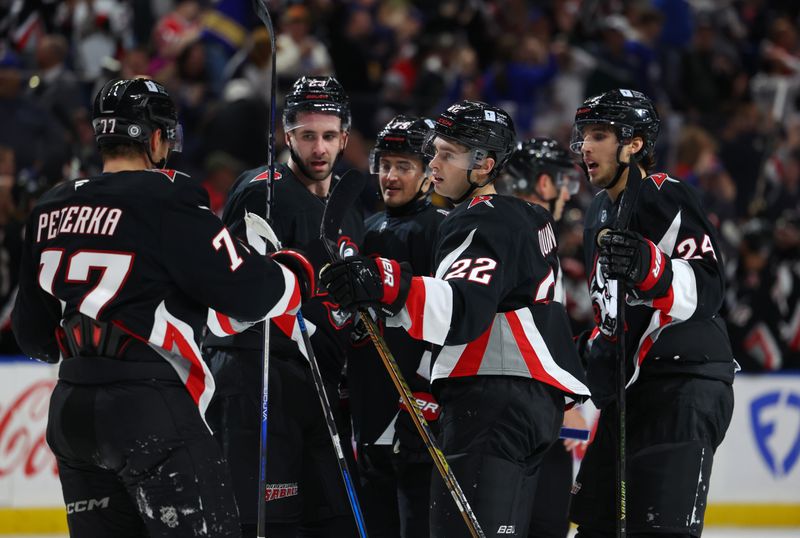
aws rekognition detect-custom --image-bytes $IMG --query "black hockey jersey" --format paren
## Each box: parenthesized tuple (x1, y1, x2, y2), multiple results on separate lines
(12, 169, 303, 415)
(349, 198, 447, 445)
(388, 194, 589, 402)
(207, 162, 365, 381)
(583, 172, 737, 385)
(726, 256, 800, 371)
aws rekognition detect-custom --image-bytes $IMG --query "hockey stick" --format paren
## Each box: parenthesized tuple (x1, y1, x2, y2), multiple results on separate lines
(295, 311, 368, 537)
(250, 1, 277, 536)
(321, 173, 486, 538)
(597, 162, 644, 538)
(246, 208, 369, 537)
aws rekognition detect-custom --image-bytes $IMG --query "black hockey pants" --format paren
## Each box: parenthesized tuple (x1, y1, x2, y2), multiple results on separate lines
(47, 358, 240, 537)
(430, 376, 564, 538)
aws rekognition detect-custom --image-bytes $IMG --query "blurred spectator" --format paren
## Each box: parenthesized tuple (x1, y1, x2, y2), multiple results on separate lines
(69, 0, 132, 84)
(677, 13, 743, 129)
(275, 5, 332, 84)
(583, 15, 645, 96)
(327, 5, 382, 95)
(483, 35, 558, 136)
(674, 125, 737, 230)
(0, 48, 69, 185)
(201, 0, 256, 95)
(763, 145, 800, 220)
(718, 102, 769, 217)
(27, 34, 85, 138)
(0, 145, 21, 354)
(237, 27, 273, 104)
(169, 39, 213, 175)
(152, 0, 203, 73)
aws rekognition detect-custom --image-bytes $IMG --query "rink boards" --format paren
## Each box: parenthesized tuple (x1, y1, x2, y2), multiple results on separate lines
(0, 357, 798, 533)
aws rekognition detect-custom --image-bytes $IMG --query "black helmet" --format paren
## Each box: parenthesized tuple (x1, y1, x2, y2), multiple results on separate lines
(424, 100, 516, 178)
(92, 78, 181, 151)
(283, 76, 350, 132)
(370, 115, 434, 174)
(505, 138, 581, 196)
(570, 89, 660, 161)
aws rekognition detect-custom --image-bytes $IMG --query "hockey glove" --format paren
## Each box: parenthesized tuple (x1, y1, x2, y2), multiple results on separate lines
(271, 249, 316, 302)
(584, 335, 617, 410)
(319, 255, 412, 316)
(597, 230, 672, 298)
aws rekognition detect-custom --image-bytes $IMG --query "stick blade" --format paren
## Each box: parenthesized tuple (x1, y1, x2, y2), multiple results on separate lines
(320, 171, 366, 258)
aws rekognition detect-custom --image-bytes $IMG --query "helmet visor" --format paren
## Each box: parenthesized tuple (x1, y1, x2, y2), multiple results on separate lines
(369, 149, 424, 176)
(422, 132, 486, 171)
(167, 123, 183, 153)
(555, 166, 582, 195)
(568, 121, 632, 154)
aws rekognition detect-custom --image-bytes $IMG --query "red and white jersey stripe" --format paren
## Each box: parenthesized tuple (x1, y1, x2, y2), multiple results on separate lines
(150, 301, 216, 425)
(429, 305, 589, 396)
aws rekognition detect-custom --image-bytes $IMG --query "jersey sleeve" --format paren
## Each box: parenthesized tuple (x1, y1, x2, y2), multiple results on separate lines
(388, 213, 513, 346)
(632, 178, 725, 322)
(161, 183, 300, 322)
(12, 215, 63, 362)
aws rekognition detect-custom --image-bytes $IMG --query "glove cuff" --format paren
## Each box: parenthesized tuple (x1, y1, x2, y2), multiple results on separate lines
(637, 239, 667, 291)
(372, 257, 412, 315)
(635, 239, 673, 299)
(271, 249, 316, 301)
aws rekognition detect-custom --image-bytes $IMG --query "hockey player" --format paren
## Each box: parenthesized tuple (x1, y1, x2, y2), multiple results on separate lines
(349, 115, 444, 537)
(505, 137, 587, 538)
(320, 100, 589, 537)
(12, 78, 315, 537)
(503, 137, 581, 223)
(568, 89, 736, 537)
(202, 75, 364, 538)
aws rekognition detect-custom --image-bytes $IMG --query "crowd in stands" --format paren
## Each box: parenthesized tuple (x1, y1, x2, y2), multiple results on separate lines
(0, 0, 798, 370)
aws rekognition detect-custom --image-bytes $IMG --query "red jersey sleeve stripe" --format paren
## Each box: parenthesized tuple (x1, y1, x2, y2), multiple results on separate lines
(402, 276, 453, 345)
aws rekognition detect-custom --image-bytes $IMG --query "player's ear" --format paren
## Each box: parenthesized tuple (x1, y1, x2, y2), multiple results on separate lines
(480, 155, 496, 181)
(340, 130, 349, 151)
(628, 136, 644, 159)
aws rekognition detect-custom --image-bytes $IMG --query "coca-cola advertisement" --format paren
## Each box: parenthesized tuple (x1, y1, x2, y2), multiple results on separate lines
(0, 358, 62, 507)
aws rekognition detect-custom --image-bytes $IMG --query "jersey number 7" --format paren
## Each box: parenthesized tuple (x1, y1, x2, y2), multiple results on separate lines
(39, 249, 134, 318)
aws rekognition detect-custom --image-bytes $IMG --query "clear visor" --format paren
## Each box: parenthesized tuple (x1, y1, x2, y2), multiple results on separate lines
(421, 132, 486, 171)
(568, 122, 631, 154)
(369, 149, 424, 176)
(167, 123, 184, 153)
(555, 166, 582, 195)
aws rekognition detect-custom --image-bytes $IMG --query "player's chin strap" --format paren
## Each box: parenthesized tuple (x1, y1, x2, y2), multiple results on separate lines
(144, 133, 169, 169)
(604, 145, 629, 191)
(447, 169, 495, 205)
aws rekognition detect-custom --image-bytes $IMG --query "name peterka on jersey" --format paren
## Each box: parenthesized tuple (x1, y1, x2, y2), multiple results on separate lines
(36, 206, 122, 243)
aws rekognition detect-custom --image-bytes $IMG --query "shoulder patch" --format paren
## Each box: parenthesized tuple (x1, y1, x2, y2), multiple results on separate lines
(647, 172, 677, 190)
(250, 169, 283, 183)
(467, 195, 494, 209)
